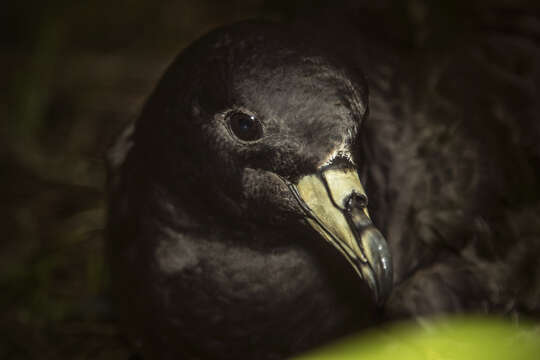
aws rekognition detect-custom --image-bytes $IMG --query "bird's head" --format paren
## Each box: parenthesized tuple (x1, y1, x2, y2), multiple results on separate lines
(132, 21, 393, 305)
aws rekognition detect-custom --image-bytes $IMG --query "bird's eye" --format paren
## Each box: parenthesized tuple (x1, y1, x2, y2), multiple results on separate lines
(227, 111, 263, 142)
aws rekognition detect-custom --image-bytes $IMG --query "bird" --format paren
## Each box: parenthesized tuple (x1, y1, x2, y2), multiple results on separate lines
(106, 6, 540, 360)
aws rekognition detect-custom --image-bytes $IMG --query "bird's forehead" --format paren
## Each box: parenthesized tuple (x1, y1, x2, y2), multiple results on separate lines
(198, 27, 367, 127)
(231, 58, 362, 130)
(194, 27, 366, 153)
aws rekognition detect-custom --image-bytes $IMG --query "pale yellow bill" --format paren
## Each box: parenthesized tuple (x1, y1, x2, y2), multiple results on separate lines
(292, 167, 393, 304)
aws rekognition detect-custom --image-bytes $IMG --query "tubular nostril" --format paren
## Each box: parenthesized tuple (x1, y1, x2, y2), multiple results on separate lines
(345, 192, 368, 211)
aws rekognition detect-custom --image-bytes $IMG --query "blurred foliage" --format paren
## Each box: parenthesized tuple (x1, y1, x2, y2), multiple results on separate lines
(294, 317, 540, 360)
(1, 0, 539, 359)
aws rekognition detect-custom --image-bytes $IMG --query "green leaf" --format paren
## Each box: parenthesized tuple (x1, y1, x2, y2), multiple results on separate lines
(293, 316, 540, 360)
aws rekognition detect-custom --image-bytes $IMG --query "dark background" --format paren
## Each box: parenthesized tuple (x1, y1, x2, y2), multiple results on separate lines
(1, 1, 538, 359)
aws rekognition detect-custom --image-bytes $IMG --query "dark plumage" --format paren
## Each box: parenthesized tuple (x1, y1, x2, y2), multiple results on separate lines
(107, 8, 540, 360)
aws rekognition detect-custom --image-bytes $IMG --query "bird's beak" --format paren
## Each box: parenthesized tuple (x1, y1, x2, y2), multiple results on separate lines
(287, 165, 393, 305)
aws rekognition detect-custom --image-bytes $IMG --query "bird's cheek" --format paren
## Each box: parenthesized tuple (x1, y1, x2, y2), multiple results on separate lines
(240, 168, 305, 224)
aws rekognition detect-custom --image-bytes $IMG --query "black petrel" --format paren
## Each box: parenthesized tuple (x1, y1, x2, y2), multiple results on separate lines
(107, 15, 540, 360)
